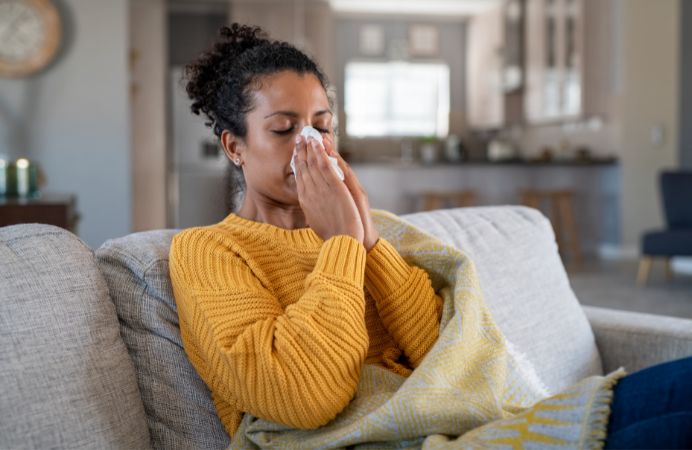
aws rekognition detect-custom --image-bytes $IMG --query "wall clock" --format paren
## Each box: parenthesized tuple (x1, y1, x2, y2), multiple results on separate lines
(0, 0, 62, 78)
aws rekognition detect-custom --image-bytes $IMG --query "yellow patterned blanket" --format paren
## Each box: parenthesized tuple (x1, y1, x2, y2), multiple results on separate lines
(229, 209, 625, 449)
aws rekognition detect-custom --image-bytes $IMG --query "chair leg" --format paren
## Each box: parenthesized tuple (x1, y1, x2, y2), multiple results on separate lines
(520, 191, 541, 209)
(556, 192, 582, 268)
(664, 257, 674, 282)
(452, 191, 475, 208)
(422, 193, 445, 211)
(548, 197, 564, 259)
(637, 256, 653, 287)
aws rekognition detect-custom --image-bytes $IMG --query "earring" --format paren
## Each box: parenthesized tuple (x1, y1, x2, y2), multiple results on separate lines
(234, 159, 241, 166)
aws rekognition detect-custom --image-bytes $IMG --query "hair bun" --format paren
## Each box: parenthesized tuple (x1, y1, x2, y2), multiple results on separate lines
(184, 21, 329, 145)
(218, 23, 268, 55)
(184, 23, 269, 130)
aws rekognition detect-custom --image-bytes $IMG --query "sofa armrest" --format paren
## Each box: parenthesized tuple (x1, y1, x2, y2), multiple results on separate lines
(583, 305, 692, 374)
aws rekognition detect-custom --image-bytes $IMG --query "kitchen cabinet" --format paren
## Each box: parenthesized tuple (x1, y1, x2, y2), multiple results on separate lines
(466, 0, 527, 128)
(524, 0, 615, 123)
(524, 0, 583, 122)
(467, 0, 615, 127)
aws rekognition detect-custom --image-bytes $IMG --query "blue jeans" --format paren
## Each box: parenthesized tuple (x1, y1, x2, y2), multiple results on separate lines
(604, 356, 692, 449)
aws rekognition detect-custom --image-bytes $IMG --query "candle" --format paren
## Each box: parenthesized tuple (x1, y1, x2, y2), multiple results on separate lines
(16, 158, 30, 197)
(0, 159, 6, 197)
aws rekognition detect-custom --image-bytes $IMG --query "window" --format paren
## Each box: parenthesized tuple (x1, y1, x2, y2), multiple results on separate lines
(344, 61, 450, 138)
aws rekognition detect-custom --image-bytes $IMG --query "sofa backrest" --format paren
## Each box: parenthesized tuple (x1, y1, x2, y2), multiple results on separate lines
(94, 205, 603, 449)
(0, 224, 151, 450)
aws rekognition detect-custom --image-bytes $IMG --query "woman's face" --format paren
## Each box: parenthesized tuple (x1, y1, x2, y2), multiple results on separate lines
(228, 70, 333, 208)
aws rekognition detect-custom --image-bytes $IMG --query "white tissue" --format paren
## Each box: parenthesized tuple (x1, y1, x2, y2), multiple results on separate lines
(300, 125, 324, 145)
(290, 126, 344, 181)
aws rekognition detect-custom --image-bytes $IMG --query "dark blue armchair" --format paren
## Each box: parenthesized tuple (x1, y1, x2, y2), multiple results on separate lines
(637, 170, 692, 286)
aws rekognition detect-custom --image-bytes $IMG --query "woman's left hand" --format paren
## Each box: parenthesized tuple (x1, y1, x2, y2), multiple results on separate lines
(324, 134, 380, 252)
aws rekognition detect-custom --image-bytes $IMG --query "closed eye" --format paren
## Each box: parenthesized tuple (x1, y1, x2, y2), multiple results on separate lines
(272, 127, 295, 135)
(271, 126, 330, 136)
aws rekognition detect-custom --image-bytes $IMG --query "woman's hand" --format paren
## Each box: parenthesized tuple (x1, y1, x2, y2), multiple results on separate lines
(323, 135, 380, 252)
(293, 135, 365, 245)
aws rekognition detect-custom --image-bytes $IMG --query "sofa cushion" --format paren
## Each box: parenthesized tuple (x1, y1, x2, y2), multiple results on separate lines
(401, 206, 603, 393)
(96, 231, 230, 450)
(0, 224, 151, 450)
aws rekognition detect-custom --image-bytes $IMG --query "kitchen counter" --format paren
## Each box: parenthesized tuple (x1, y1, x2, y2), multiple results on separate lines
(350, 158, 620, 258)
(347, 156, 619, 167)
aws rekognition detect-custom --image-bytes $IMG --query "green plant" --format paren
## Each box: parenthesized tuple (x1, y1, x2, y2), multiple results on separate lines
(419, 135, 437, 144)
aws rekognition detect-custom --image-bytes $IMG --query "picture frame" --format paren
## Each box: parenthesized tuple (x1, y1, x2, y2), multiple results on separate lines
(408, 24, 438, 56)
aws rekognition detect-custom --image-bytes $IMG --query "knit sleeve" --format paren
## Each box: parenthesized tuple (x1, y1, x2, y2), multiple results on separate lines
(169, 229, 369, 430)
(364, 237, 443, 368)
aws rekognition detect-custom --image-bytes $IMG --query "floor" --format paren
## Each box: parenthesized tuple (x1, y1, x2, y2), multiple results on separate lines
(564, 258, 692, 319)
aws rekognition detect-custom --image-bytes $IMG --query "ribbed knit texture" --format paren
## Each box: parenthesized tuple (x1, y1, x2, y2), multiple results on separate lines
(169, 213, 442, 437)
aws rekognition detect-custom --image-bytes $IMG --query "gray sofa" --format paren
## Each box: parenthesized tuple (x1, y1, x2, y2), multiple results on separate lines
(2, 206, 691, 450)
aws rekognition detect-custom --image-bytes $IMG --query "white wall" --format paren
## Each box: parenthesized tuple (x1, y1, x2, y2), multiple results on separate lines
(0, 0, 131, 248)
(618, 0, 680, 252)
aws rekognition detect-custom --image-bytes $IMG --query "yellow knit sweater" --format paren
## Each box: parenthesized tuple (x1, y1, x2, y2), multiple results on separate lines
(169, 213, 442, 437)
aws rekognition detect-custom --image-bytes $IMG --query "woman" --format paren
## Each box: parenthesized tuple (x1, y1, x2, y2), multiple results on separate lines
(169, 24, 692, 449)
(169, 23, 442, 436)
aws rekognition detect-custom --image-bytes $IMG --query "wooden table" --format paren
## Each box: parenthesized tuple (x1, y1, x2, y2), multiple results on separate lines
(0, 193, 79, 232)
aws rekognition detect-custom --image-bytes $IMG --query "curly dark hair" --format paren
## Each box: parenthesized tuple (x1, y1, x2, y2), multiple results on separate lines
(183, 23, 332, 213)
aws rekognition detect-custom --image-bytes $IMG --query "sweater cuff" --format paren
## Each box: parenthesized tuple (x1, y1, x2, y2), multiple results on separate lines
(314, 235, 366, 286)
(364, 237, 412, 300)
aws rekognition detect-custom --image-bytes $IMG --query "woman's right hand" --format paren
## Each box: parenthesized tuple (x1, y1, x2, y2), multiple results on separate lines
(293, 134, 365, 245)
